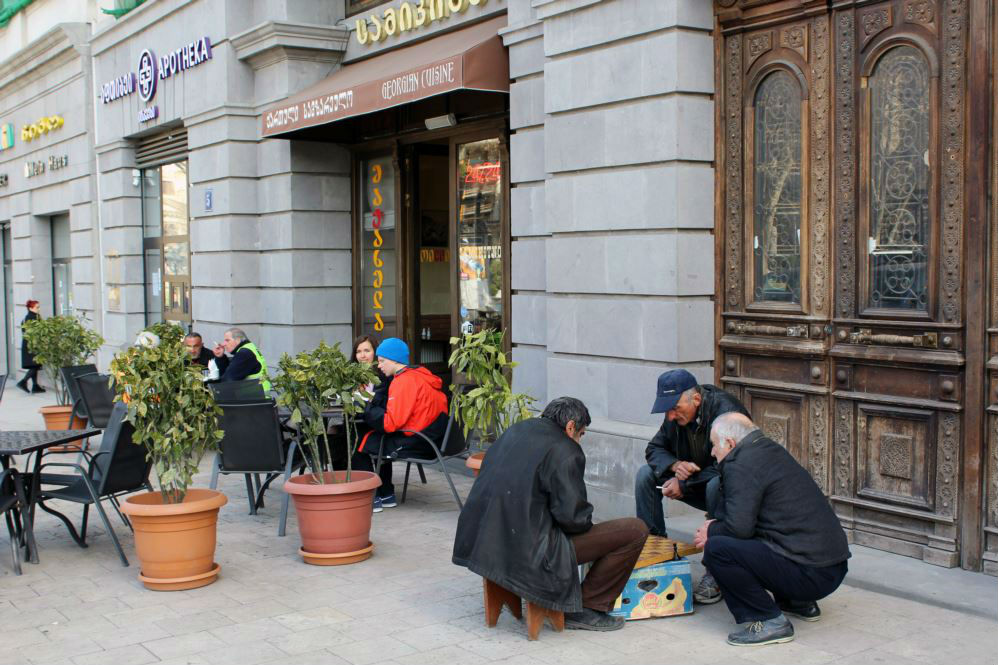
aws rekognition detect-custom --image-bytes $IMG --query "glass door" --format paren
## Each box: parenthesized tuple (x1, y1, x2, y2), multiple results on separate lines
(413, 145, 451, 375)
(455, 137, 504, 335)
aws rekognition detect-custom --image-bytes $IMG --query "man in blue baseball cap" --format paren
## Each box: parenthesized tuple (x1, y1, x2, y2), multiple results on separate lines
(635, 369, 749, 604)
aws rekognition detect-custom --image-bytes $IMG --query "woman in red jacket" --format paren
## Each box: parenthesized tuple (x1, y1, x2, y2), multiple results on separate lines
(353, 337, 451, 512)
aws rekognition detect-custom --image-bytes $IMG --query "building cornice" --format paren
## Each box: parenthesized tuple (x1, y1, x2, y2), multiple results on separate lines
(531, 0, 600, 21)
(230, 20, 349, 70)
(0, 23, 89, 93)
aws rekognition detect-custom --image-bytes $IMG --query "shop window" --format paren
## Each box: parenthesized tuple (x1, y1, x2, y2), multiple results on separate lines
(866, 46, 931, 312)
(457, 138, 503, 334)
(751, 70, 803, 305)
(51, 214, 72, 316)
(141, 161, 191, 324)
(360, 154, 397, 337)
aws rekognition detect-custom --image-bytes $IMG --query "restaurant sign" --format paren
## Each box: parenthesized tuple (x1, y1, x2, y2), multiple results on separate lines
(355, 0, 489, 45)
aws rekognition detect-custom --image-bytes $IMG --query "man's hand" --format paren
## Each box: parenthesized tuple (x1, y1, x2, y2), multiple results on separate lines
(670, 460, 701, 481)
(661, 477, 683, 499)
(694, 519, 715, 549)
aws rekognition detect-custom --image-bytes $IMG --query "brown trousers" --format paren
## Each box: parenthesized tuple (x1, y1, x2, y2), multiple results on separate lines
(571, 518, 649, 612)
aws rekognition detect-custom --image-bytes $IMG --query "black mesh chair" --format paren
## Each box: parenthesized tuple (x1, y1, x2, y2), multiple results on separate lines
(0, 468, 28, 575)
(370, 390, 469, 509)
(209, 380, 266, 404)
(76, 373, 115, 430)
(209, 399, 306, 537)
(36, 402, 153, 567)
(60, 364, 98, 425)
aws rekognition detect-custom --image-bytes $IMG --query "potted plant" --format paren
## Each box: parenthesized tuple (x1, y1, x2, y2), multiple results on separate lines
(447, 330, 534, 476)
(111, 323, 227, 591)
(274, 341, 381, 566)
(21, 314, 103, 430)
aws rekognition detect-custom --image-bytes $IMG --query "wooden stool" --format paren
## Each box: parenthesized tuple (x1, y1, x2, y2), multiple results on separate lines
(483, 578, 565, 640)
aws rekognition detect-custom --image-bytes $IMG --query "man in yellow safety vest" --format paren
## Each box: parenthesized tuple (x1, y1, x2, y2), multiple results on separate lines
(211, 327, 271, 392)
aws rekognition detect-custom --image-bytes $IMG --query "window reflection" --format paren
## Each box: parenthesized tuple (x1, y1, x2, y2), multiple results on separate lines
(752, 70, 802, 305)
(868, 46, 930, 311)
(457, 139, 503, 334)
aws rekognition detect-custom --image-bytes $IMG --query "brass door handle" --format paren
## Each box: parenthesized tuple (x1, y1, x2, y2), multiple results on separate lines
(728, 322, 809, 338)
(847, 328, 938, 348)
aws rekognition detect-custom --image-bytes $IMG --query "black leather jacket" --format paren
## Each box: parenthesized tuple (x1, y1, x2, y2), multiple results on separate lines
(644, 384, 749, 495)
(453, 417, 593, 613)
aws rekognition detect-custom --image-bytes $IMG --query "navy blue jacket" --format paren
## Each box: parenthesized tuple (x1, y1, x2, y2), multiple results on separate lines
(215, 341, 261, 382)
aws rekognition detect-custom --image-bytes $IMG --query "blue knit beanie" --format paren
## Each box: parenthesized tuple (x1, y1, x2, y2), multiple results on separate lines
(376, 337, 410, 366)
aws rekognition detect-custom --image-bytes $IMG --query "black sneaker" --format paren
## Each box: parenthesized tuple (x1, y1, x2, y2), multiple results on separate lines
(16, 381, 29, 394)
(564, 608, 625, 632)
(778, 599, 821, 622)
(727, 615, 795, 646)
(31, 385, 46, 393)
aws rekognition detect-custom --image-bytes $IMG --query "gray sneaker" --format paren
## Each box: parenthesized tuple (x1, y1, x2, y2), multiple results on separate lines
(693, 572, 722, 604)
(564, 608, 625, 632)
(727, 615, 795, 646)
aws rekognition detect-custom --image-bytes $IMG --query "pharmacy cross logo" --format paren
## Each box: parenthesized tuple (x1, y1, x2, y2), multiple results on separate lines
(137, 49, 157, 102)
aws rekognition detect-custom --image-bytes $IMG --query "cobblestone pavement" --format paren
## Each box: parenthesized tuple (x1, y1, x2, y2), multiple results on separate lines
(1, 387, 995, 665)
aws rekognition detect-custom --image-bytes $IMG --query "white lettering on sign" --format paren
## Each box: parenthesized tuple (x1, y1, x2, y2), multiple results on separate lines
(137, 106, 159, 123)
(159, 37, 212, 80)
(264, 105, 300, 130)
(48, 154, 68, 170)
(302, 91, 354, 120)
(381, 61, 455, 101)
(99, 73, 136, 104)
(0, 174, 8, 187)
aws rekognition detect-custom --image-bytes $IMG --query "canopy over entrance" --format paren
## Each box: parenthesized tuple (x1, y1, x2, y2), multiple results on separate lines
(261, 16, 508, 138)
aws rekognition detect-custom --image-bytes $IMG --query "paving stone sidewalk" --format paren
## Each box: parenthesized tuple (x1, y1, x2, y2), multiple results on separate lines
(1, 387, 995, 665)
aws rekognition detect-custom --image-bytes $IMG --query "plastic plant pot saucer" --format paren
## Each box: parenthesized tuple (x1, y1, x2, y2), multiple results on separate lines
(299, 543, 374, 566)
(138, 562, 221, 591)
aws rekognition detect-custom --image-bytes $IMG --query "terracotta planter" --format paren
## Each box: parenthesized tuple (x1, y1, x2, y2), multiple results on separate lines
(121, 488, 227, 591)
(38, 405, 89, 451)
(466, 452, 485, 477)
(284, 470, 381, 565)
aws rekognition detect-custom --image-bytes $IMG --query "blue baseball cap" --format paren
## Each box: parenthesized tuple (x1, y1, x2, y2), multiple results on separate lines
(375, 337, 410, 366)
(651, 369, 698, 414)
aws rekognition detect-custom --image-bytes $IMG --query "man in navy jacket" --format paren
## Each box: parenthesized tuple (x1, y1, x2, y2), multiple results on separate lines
(695, 412, 850, 646)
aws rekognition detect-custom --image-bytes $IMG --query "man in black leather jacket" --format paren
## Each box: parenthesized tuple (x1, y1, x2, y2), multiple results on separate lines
(453, 397, 648, 632)
(634, 369, 749, 603)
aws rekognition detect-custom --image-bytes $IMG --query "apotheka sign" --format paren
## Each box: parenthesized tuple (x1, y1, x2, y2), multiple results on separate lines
(98, 37, 213, 122)
(355, 0, 488, 45)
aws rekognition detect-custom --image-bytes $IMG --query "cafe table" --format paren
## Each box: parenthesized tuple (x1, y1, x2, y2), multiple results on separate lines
(0, 428, 101, 564)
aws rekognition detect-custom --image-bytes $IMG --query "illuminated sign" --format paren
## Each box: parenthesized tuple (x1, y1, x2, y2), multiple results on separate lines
(355, 0, 488, 45)
(369, 163, 386, 332)
(21, 115, 64, 142)
(137, 49, 157, 102)
(464, 161, 501, 184)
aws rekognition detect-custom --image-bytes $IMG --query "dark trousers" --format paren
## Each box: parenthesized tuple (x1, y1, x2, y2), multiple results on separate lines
(702, 535, 848, 623)
(571, 518, 649, 613)
(634, 464, 722, 537)
(352, 432, 434, 498)
(18, 367, 40, 390)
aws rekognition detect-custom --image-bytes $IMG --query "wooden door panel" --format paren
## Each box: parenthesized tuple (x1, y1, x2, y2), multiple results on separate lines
(985, 414, 998, 575)
(856, 404, 935, 510)
(743, 387, 805, 465)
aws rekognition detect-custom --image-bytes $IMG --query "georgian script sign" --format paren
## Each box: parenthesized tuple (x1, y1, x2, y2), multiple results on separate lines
(354, 0, 489, 45)
(261, 16, 507, 137)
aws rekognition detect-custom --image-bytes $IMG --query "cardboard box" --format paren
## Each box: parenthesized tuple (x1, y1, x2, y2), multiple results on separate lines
(609, 557, 693, 620)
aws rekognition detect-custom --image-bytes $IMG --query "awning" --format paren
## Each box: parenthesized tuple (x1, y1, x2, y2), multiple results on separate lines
(261, 16, 508, 138)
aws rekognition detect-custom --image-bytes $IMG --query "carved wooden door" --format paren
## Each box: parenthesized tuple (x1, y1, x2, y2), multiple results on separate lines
(716, 0, 981, 569)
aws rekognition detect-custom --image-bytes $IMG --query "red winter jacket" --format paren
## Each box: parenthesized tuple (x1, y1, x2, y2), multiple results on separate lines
(359, 365, 447, 451)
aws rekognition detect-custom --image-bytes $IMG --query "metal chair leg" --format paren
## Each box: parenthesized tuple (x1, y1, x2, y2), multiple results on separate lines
(402, 463, 412, 504)
(437, 460, 464, 510)
(244, 475, 257, 515)
(417, 464, 427, 484)
(209, 453, 221, 490)
(5, 512, 20, 575)
(279, 440, 299, 537)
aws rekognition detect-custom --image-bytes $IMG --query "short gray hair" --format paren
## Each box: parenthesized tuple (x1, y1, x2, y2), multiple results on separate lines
(541, 396, 592, 431)
(711, 412, 759, 444)
(226, 327, 248, 342)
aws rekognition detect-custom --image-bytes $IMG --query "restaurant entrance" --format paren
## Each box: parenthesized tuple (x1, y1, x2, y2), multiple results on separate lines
(356, 130, 509, 384)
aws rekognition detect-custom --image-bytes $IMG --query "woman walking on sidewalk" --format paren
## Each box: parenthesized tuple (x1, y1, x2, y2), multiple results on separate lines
(16, 299, 45, 394)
